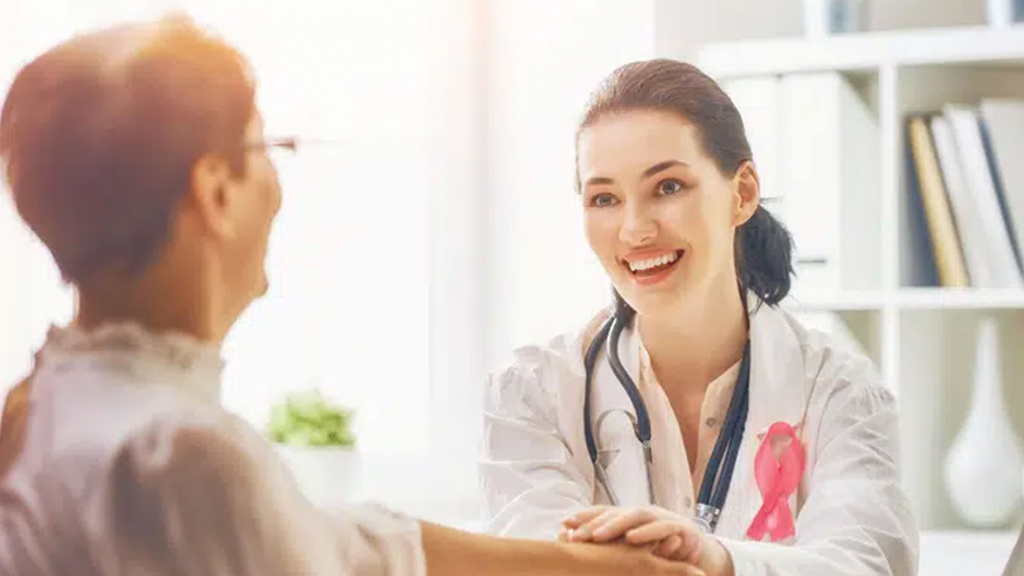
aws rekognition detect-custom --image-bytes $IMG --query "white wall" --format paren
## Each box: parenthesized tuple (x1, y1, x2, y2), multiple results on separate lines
(655, 0, 987, 60)
(483, 0, 657, 373)
(184, 0, 436, 455)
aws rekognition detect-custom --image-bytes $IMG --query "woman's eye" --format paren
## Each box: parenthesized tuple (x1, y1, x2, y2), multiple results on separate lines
(590, 193, 617, 207)
(657, 179, 684, 196)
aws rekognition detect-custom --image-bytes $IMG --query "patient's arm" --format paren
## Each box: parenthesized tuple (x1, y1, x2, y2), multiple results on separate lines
(420, 521, 706, 576)
(107, 409, 702, 576)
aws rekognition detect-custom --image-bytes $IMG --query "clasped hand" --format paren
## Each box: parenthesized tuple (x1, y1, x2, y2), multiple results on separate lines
(559, 506, 733, 576)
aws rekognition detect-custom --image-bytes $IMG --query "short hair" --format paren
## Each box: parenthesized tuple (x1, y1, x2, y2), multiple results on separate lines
(0, 14, 256, 285)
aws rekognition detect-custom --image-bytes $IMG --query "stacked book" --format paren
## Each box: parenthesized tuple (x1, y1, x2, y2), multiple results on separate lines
(906, 100, 1024, 288)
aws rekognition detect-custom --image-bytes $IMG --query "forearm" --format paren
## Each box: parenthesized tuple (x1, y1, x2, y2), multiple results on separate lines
(420, 522, 587, 576)
(421, 521, 674, 576)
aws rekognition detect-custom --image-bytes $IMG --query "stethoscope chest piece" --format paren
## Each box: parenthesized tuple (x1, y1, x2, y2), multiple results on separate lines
(694, 503, 722, 533)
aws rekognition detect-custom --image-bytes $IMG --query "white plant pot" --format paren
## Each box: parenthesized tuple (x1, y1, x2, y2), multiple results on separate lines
(275, 445, 361, 511)
(942, 318, 1024, 527)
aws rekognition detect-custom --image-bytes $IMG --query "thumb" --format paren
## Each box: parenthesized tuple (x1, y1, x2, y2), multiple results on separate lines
(654, 555, 707, 576)
(679, 529, 703, 563)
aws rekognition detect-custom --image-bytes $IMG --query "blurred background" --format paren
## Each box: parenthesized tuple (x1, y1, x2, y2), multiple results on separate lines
(2, 0, 1024, 573)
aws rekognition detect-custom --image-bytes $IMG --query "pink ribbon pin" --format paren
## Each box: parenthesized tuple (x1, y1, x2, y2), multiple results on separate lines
(746, 421, 805, 542)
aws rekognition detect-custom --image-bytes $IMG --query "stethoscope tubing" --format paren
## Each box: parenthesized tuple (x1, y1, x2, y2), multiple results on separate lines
(583, 310, 751, 531)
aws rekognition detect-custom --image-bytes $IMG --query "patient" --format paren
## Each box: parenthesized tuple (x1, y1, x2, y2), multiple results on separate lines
(0, 14, 702, 576)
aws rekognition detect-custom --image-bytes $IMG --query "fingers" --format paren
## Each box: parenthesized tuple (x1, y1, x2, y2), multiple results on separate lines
(569, 508, 622, 541)
(624, 520, 685, 544)
(626, 521, 702, 563)
(669, 531, 702, 564)
(586, 508, 658, 543)
(562, 506, 611, 529)
(656, 534, 684, 558)
(571, 508, 629, 542)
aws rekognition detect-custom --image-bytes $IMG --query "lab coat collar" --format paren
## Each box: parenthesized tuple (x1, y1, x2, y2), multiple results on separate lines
(745, 294, 808, 441)
(733, 293, 809, 538)
(573, 293, 809, 437)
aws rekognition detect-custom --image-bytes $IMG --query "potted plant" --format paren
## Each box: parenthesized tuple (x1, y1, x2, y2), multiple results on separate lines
(268, 389, 360, 509)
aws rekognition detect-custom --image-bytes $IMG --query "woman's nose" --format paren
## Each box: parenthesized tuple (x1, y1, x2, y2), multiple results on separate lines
(618, 203, 657, 245)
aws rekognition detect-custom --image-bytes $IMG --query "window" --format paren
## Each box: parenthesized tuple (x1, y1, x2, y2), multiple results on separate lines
(181, 1, 435, 454)
(0, 0, 657, 525)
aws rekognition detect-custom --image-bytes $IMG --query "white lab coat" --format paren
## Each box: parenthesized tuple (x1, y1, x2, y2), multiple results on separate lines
(480, 295, 919, 576)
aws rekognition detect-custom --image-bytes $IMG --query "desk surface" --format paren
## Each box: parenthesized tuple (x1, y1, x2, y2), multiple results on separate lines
(919, 530, 1020, 576)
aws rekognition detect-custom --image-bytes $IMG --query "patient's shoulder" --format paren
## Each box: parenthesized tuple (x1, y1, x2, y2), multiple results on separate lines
(113, 407, 267, 492)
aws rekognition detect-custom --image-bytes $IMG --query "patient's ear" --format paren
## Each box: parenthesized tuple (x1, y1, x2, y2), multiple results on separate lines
(187, 155, 236, 239)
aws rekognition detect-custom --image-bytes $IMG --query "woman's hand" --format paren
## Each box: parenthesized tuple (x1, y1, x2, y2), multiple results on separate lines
(560, 506, 702, 561)
(560, 506, 734, 576)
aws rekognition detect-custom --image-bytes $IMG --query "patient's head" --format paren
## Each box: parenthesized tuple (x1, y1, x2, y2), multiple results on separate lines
(0, 14, 283, 342)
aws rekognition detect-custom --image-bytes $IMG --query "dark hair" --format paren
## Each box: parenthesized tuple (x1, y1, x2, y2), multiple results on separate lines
(0, 13, 256, 286)
(575, 59, 793, 310)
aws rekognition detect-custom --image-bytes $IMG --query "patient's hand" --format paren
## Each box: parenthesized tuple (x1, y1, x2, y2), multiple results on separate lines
(561, 506, 733, 576)
(563, 540, 709, 576)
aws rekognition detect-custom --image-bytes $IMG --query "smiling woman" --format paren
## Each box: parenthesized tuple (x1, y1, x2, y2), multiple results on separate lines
(480, 58, 917, 576)
(574, 64, 793, 315)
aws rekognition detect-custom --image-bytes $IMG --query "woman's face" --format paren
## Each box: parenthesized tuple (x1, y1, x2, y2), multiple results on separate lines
(198, 110, 283, 326)
(576, 109, 758, 317)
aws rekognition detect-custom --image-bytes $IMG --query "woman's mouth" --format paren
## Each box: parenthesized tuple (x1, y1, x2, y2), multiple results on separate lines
(623, 250, 684, 285)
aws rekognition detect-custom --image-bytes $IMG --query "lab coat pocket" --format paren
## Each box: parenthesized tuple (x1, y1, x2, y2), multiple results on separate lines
(594, 410, 650, 507)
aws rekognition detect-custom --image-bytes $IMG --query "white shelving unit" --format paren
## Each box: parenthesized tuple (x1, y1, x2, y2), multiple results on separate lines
(688, 24, 1024, 548)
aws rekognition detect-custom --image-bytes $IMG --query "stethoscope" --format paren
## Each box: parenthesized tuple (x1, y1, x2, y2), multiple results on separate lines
(583, 308, 751, 534)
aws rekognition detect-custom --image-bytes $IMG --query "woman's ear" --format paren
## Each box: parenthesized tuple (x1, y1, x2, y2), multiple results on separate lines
(188, 154, 235, 238)
(732, 160, 760, 227)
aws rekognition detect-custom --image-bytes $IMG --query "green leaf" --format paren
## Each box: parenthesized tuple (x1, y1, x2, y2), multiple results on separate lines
(266, 388, 356, 448)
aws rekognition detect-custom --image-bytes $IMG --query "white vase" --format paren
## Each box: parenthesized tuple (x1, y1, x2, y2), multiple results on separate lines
(988, 0, 1014, 27)
(802, 0, 870, 37)
(943, 318, 1024, 527)
(275, 445, 361, 511)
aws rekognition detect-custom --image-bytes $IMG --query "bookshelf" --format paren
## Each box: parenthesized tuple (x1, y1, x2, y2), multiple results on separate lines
(686, 25, 1024, 539)
(790, 287, 1024, 310)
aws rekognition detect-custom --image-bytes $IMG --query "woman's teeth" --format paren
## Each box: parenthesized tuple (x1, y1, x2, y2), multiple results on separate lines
(628, 252, 679, 272)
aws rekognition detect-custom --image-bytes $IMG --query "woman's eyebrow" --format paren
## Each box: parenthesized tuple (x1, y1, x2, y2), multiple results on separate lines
(583, 159, 690, 187)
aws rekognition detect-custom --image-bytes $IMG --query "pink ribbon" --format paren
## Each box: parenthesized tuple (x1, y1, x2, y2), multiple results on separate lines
(746, 421, 805, 542)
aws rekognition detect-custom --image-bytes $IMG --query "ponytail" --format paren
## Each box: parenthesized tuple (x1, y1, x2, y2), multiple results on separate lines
(735, 205, 794, 306)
